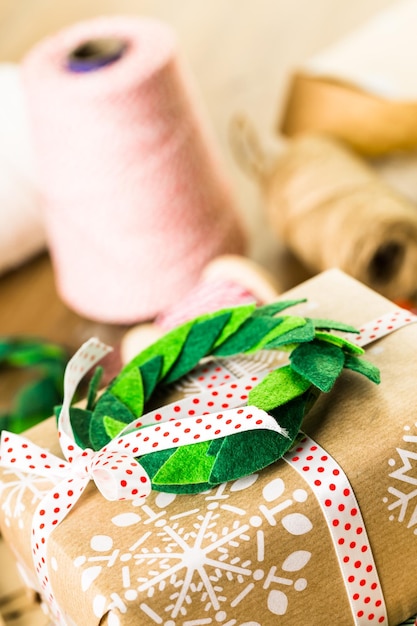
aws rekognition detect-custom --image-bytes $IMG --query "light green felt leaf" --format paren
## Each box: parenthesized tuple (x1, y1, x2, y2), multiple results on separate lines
(248, 365, 311, 411)
(111, 366, 144, 416)
(90, 391, 135, 450)
(139, 356, 163, 402)
(251, 298, 307, 318)
(103, 415, 130, 439)
(152, 441, 215, 485)
(212, 303, 256, 348)
(116, 319, 194, 380)
(164, 312, 231, 383)
(265, 318, 315, 349)
(213, 316, 283, 357)
(290, 340, 345, 393)
(314, 331, 364, 355)
(311, 318, 359, 333)
(344, 354, 381, 384)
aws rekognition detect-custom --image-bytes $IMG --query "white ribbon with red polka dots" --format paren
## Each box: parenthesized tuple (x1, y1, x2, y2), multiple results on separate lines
(0, 338, 286, 625)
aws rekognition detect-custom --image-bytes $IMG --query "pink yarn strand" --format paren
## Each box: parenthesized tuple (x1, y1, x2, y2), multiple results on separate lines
(23, 17, 246, 323)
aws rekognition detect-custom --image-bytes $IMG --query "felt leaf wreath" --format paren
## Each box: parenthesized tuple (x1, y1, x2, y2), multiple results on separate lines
(66, 300, 380, 494)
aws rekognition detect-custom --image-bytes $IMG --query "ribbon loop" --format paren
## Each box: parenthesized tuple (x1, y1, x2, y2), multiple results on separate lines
(90, 448, 151, 501)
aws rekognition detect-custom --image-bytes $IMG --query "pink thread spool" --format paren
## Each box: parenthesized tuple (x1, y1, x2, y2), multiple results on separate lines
(22, 17, 246, 323)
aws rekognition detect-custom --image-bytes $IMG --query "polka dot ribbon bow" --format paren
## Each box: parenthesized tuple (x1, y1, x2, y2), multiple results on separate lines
(0, 338, 284, 625)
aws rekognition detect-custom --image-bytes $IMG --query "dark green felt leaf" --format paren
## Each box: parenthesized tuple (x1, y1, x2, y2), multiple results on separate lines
(90, 391, 135, 449)
(264, 318, 315, 349)
(268, 390, 316, 442)
(251, 298, 307, 318)
(139, 356, 163, 402)
(248, 365, 311, 411)
(67, 407, 94, 449)
(110, 367, 144, 416)
(209, 429, 291, 484)
(139, 448, 176, 480)
(290, 340, 345, 392)
(344, 354, 381, 384)
(212, 304, 256, 348)
(213, 316, 283, 356)
(311, 318, 359, 333)
(164, 312, 231, 384)
(86, 366, 103, 411)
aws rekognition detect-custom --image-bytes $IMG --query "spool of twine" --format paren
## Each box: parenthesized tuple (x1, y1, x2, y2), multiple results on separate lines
(22, 17, 246, 323)
(230, 119, 417, 301)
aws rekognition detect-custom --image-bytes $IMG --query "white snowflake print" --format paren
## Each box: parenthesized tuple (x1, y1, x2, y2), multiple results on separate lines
(0, 469, 55, 529)
(72, 474, 313, 624)
(383, 422, 417, 532)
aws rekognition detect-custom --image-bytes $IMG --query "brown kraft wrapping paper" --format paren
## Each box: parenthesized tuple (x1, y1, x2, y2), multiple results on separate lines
(1, 269, 417, 625)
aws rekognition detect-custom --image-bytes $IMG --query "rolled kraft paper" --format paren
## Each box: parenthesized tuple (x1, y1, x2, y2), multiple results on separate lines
(279, 0, 417, 156)
(264, 134, 417, 301)
(22, 17, 246, 323)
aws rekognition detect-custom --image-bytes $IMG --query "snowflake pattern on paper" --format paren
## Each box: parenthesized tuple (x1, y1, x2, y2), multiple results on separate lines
(383, 422, 417, 532)
(0, 469, 55, 529)
(71, 473, 313, 625)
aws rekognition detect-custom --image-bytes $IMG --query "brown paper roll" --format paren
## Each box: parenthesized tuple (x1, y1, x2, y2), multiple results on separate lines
(263, 134, 417, 301)
(280, 73, 417, 156)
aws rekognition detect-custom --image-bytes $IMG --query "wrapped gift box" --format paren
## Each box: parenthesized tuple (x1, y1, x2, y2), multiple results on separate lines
(1, 269, 417, 625)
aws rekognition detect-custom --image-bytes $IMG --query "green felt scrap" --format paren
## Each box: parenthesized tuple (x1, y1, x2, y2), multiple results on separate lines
(152, 440, 215, 485)
(212, 303, 256, 348)
(209, 429, 291, 484)
(311, 318, 359, 333)
(164, 312, 231, 383)
(90, 391, 135, 449)
(344, 353, 381, 384)
(251, 298, 307, 318)
(139, 356, 163, 402)
(248, 364, 311, 411)
(86, 366, 103, 411)
(213, 316, 283, 356)
(111, 366, 144, 416)
(290, 340, 345, 392)
(314, 331, 364, 355)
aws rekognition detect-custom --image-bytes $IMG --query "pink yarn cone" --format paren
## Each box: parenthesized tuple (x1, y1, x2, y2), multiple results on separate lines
(22, 16, 246, 323)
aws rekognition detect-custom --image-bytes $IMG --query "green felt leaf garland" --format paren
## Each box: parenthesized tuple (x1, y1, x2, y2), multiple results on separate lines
(66, 301, 380, 493)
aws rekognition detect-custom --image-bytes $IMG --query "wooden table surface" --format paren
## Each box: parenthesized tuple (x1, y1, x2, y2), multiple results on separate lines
(0, 0, 394, 389)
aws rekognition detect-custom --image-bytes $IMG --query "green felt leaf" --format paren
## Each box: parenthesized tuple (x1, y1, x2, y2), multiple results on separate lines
(139, 448, 176, 479)
(209, 429, 291, 484)
(152, 440, 215, 485)
(103, 415, 130, 439)
(314, 331, 364, 355)
(139, 356, 163, 402)
(311, 318, 359, 333)
(152, 481, 213, 494)
(268, 390, 316, 442)
(68, 407, 94, 449)
(248, 365, 311, 411)
(111, 366, 144, 416)
(251, 298, 307, 317)
(344, 354, 381, 384)
(213, 316, 283, 357)
(212, 303, 256, 348)
(90, 391, 135, 449)
(265, 317, 315, 349)
(290, 340, 345, 392)
(164, 312, 231, 383)
(117, 319, 194, 380)
(86, 366, 103, 411)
